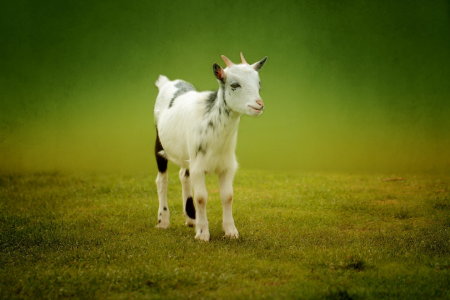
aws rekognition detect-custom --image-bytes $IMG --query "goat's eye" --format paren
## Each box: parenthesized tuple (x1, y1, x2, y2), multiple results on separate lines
(230, 83, 241, 90)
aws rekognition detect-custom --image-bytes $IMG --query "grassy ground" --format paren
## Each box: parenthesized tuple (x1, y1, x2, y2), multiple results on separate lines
(0, 169, 449, 299)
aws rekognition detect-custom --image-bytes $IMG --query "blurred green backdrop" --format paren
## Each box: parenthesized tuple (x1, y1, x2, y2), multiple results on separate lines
(1, 0, 449, 173)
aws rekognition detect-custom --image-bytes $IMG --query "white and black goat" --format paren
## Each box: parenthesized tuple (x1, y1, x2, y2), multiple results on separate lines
(153, 53, 267, 241)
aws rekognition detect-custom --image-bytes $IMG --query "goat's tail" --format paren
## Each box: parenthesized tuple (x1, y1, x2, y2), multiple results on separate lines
(155, 75, 169, 89)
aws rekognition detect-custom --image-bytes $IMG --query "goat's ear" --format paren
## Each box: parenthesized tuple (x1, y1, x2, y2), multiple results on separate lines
(252, 56, 268, 71)
(213, 63, 226, 83)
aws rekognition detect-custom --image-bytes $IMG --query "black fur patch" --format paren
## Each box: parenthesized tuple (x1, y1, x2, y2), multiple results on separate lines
(185, 196, 196, 219)
(206, 91, 217, 113)
(205, 84, 231, 116)
(169, 80, 195, 108)
(219, 82, 230, 116)
(155, 129, 168, 173)
(163, 206, 167, 211)
(221, 83, 227, 106)
(196, 144, 206, 156)
(185, 169, 189, 177)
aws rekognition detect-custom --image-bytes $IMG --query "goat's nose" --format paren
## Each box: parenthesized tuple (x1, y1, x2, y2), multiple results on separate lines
(256, 99, 265, 108)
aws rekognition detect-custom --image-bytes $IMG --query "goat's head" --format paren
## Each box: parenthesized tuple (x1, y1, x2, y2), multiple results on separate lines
(213, 52, 267, 116)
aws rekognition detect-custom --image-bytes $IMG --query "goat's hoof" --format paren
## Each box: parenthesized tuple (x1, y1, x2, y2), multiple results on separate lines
(195, 231, 210, 242)
(185, 218, 195, 227)
(155, 220, 170, 229)
(223, 224, 239, 239)
(224, 230, 239, 239)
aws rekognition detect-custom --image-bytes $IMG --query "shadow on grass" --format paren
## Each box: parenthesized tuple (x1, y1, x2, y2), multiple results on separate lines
(325, 288, 354, 300)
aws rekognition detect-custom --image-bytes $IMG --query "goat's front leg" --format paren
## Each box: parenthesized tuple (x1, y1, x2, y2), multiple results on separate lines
(219, 169, 239, 238)
(190, 169, 210, 241)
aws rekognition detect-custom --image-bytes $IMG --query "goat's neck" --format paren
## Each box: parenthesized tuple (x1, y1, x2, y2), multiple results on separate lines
(206, 85, 240, 140)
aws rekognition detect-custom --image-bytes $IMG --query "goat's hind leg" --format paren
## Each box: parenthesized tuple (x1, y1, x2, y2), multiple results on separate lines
(155, 132, 170, 228)
(179, 168, 196, 227)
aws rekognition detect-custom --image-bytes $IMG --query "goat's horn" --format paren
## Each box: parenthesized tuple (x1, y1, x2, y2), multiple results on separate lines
(221, 55, 234, 67)
(240, 52, 248, 64)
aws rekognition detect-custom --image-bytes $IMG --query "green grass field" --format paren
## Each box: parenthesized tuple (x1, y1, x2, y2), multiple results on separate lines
(1, 170, 449, 299)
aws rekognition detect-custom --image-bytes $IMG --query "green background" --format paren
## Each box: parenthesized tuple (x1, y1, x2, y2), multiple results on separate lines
(1, 0, 449, 173)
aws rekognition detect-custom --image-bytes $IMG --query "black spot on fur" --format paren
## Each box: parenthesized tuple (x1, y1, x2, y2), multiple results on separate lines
(205, 84, 231, 118)
(185, 169, 189, 177)
(169, 81, 195, 108)
(206, 91, 217, 113)
(186, 196, 196, 219)
(163, 207, 167, 211)
(196, 144, 206, 156)
(208, 120, 214, 129)
(221, 83, 227, 106)
(220, 82, 230, 115)
(158, 219, 161, 223)
(155, 129, 168, 173)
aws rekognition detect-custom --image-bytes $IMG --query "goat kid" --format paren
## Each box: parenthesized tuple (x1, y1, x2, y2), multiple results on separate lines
(153, 53, 267, 241)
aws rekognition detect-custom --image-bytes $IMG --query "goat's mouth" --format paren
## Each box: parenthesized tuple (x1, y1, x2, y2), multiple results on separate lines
(248, 105, 264, 113)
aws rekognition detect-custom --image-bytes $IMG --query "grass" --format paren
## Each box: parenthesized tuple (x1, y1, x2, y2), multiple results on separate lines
(0, 169, 449, 299)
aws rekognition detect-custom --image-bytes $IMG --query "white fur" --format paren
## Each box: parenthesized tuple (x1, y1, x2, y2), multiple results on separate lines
(154, 56, 267, 241)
